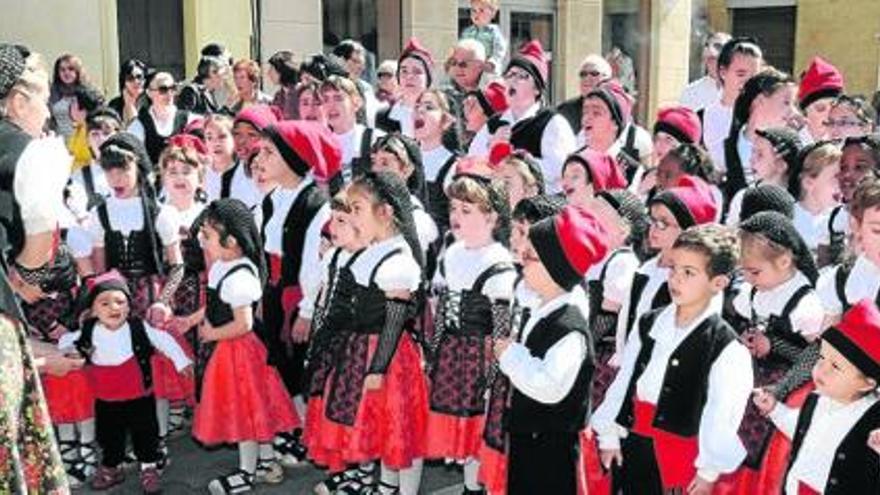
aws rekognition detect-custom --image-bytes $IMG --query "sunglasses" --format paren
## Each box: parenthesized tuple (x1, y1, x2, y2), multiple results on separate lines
(377, 72, 394, 79)
(579, 70, 602, 79)
(153, 85, 176, 95)
(127, 73, 145, 82)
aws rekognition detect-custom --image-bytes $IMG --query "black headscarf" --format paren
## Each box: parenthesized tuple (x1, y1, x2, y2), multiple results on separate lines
(739, 210, 819, 285)
(353, 171, 424, 270)
(201, 198, 267, 285)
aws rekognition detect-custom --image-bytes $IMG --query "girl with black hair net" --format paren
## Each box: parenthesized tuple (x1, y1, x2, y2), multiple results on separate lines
(306, 171, 428, 495)
(424, 162, 516, 494)
(70, 132, 187, 466)
(721, 211, 824, 492)
(369, 133, 438, 256)
(191, 198, 299, 494)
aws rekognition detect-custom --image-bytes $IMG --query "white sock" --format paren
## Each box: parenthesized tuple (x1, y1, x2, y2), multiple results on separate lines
(292, 394, 307, 419)
(258, 443, 275, 461)
(57, 424, 77, 461)
(155, 398, 170, 437)
(379, 463, 399, 494)
(78, 419, 96, 444)
(238, 441, 259, 474)
(399, 459, 423, 495)
(463, 458, 481, 491)
(358, 462, 375, 484)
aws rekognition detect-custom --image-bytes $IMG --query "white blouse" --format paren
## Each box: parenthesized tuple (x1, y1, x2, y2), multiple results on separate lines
(349, 235, 422, 292)
(83, 196, 181, 254)
(732, 271, 824, 340)
(59, 321, 190, 371)
(817, 255, 880, 315)
(208, 257, 263, 308)
(434, 241, 515, 301)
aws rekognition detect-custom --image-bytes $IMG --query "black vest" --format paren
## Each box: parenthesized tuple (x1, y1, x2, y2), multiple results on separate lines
(326, 248, 402, 335)
(436, 260, 514, 337)
(206, 264, 256, 327)
(834, 261, 880, 313)
(0, 121, 31, 321)
(219, 161, 241, 199)
(348, 127, 375, 181)
(787, 393, 880, 494)
(508, 303, 594, 433)
(98, 202, 163, 276)
(75, 317, 154, 389)
(588, 248, 633, 347)
(138, 107, 189, 165)
(556, 96, 583, 134)
(615, 310, 737, 437)
(623, 268, 671, 338)
(375, 106, 402, 135)
(510, 108, 557, 159)
(0, 120, 30, 260)
(723, 131, 747, 208)
(260, 182, 327, 287)
(425, 152, 459, 234)
(746, 284, 812, 365)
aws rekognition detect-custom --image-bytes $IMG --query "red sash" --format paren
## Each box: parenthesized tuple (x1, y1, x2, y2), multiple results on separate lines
(797, 481, 820, 495)
(632, 399, 700, 489)
(89, 357, 147, 401)
(268, 254, 283, 286)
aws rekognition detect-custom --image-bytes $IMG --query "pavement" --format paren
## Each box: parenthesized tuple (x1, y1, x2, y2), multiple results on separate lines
(78, 434, 465, 495)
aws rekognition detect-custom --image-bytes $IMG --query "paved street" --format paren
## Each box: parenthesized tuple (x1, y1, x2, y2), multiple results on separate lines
(79, 435, 464, 494)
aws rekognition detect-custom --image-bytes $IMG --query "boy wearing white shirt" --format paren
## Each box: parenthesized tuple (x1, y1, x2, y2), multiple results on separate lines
(592, 224, 752, 494)
(495, 205, 609, 494)
(59, 271, 191, 493)
(754, 299, 880, 494)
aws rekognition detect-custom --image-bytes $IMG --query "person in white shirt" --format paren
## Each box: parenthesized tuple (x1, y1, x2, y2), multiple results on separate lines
(679, 32, 731, 111)
(495, 205, 609, 494)
(376, 38, 434, 138)
(592, 224, 752, 495)
(58, 271, 191, 492)
(127, 72, 198, 164)
(494, 40, 576, 193)
(789, 141, 841, 258)
(702, 38, 763, 177)
(753, 299, 880, 495)
(320, 75, 383, 182)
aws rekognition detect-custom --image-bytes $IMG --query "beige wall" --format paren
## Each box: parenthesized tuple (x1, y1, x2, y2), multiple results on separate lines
(557, 0, 603, 100)
(400, 0, 459, 68)
(183, 0, 253, 78)
(794, 0, 880, 95)
(647, 0, 691, 122)
(260, 0, 323, 66)
(0, 0, 119, 95)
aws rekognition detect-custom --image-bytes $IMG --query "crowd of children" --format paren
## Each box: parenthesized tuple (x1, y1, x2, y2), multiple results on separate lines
(3, 0, 880, 494)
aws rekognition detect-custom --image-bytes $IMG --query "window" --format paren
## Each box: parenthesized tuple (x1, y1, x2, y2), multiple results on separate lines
(731, 6, 796, 73)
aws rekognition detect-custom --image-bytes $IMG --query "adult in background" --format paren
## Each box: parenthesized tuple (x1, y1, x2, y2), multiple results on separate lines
(375, 60, 398, 106)
(556, 54, 612, 134)
(177, 56, 227, 115)
(128, 72, 197, 165)
(679, 32, 732, 111)
(49, 53, 90, 139)
(108, 58, 148, 126)
(332, 40, 381, 127)
(266, 50, 300, 120)
(229, 59, 272, 114)
(0, 42, 76, 494)
(442, 38, 487, 147)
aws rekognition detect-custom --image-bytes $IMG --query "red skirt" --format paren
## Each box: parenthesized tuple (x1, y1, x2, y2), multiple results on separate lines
(192, 332, 300, 445)
(714, 383, 815, 495)
(307, 333, 428, 472)
(41, 370, 93, 423)
(425, 411, 484, 460)
(578, 429, 612, 495)
(477, 440, 508, 495)
(151, 330, 195, 404)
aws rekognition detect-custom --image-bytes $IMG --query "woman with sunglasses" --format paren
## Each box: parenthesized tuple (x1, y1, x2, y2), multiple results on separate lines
(492, 40, 576, 194)
(108, 59, 148, 126)
(128, 72, 198, 165)
(556, 53, 612, 134)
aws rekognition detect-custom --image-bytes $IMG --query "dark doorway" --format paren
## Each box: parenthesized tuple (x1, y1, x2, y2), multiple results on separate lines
(117, 0, 185, 79)
(732, 6, 796, 74)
